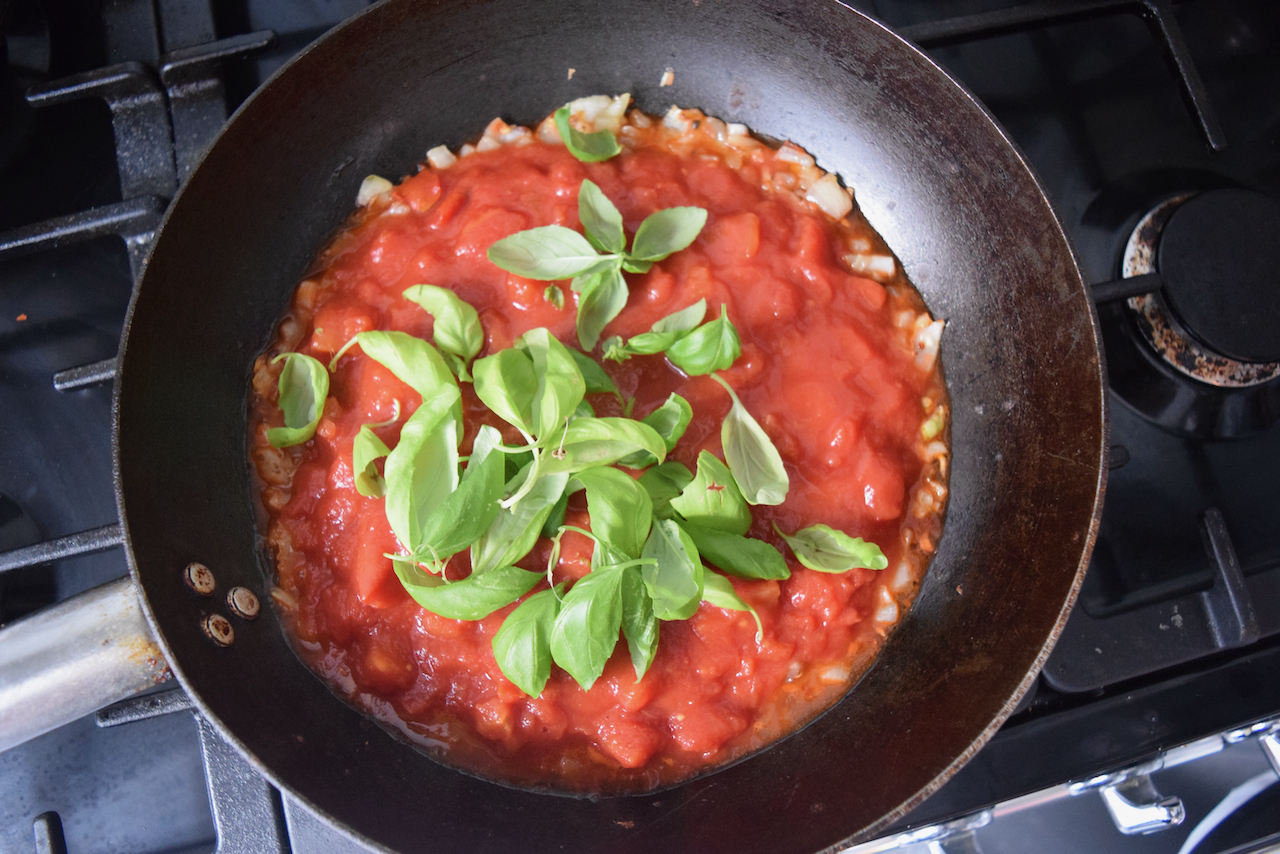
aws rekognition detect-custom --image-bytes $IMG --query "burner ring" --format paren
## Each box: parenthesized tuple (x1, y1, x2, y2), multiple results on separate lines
(1121, 194, 1280, 389)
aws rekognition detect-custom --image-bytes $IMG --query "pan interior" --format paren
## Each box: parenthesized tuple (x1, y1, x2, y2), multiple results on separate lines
(114, 0, 1105, 851)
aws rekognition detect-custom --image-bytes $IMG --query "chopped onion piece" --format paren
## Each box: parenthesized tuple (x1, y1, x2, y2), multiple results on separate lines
(726, 122, 749, 137)
(356, 174, 392, 206)
(845, 252, 896, 280)
(476, 135, 500, 152)
(875, 602, 900, 625)
(663, 105, 692, 131)
(426, 145, 456, 169)
(805, 173, 853, 220)
(820, 665, 850, 684)
(458, 143, 476, 157)
(776, 142, 815, 167)
(849, 237, 871, 252)
(386, 201, 410, 216)
(536, 115, 560, 144)
(913, 318, 945, 372)
(498, 124, 532, 144)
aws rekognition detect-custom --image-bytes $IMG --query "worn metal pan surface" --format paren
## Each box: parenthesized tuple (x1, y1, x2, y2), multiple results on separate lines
(113, 0, 1107, 850)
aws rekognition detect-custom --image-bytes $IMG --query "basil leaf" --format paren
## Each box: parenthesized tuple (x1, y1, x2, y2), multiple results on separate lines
(617, 393, 692, 468)
(578, 179, 625, 254)
(574, 263, 628, 351)
(637, 461, 695, 510)
(553, 106, 622, 164)
(568, 348, 621, 401)
(667, 307, 742, 377)
(487, 225, 612, 281)
(536, 417, 667, 476)
(574, 466, 653, 559)
(713, 374, 789, 506)
(549, 565, 625, 689)
(492, 585, 563, 697)
(473, 348, 537, 435)
(518, 328, 586, 438)
(383, 386, 462, 552)
(620, 565, 659, 680)
(641, 518, 704, 621)
(621, 257, 653, 274)
(775, 523, 889, 572)
(544, 284, 565, 310)
(470, 470, 570, 574)
(352, 425, 392, 498)
(652, 298, 707, 334)
(412, 438, 505, 564)
(267, 352, 329, 448)
(601, 335, 630, 363)
(402, 285, 483, 378)
(670, 450, 751, 535)
(630, 206, 708, 262)
(541, 487, 570, 538)
(678, 520, 790, 580)
(395, 562, 542, 620)
(701, 572, 764, 642)
(353, 331, 458, 404)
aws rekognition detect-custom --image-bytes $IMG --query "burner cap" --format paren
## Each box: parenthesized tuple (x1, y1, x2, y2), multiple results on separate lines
(1158, 189, 1280, 364)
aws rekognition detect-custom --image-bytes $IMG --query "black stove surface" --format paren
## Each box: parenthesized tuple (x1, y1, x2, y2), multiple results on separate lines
(2, 1, 1279, 852)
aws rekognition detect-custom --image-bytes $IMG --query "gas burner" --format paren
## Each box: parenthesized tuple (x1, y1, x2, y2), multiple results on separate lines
(1102, 188, 1280, 438)
(1123, 190, 1280, 388)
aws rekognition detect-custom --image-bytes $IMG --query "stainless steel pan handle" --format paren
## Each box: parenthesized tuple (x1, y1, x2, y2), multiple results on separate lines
(0, 575, 172, 752)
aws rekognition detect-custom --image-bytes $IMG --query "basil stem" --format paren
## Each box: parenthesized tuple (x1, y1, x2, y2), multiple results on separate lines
(267, 352, 329, 448)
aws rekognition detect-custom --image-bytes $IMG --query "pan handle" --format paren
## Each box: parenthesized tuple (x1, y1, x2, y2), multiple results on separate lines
(0, 575, 172, 752)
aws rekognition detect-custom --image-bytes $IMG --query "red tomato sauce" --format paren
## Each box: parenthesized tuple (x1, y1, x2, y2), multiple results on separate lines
(250, 108, 948, 793)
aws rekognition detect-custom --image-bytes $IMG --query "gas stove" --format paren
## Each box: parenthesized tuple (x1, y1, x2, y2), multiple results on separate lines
(1, 1, 1278, 852)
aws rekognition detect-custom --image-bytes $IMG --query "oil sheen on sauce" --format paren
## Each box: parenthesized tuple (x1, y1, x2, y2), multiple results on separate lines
(249, 105, 949, 793)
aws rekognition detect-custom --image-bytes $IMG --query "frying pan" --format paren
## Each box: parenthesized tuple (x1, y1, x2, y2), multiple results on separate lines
(11, 0, 1107, 850)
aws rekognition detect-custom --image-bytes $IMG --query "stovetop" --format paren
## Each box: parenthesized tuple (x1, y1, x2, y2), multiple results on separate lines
(2, 1, 1279, 852)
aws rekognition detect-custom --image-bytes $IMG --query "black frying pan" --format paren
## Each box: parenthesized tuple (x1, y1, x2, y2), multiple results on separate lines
(114, 0, 1107, 850)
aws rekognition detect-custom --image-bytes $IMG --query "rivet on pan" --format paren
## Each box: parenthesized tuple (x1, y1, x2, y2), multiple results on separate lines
(201, 614, 235, 647)
(183, 562, 216, 596)
(227, 587, 260, 620)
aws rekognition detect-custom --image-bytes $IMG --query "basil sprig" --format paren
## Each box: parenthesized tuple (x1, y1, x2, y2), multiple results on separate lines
(486, 179, 707, 350)
(267, 352, 329, 448)
(554, 106, 622, 163)
(270, 282, 891, 700)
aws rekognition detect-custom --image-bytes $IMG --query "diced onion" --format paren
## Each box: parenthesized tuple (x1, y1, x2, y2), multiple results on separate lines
(845, 253, 896, 280)
(426, 145, 456, 169)
(776, 142, 815, 167)
(805, 173, 853, 220)
(726, 122, 749, 137)
(913, 318, 945, 372)
(356, 174, 392, 206)
(458, 143, 476, 157)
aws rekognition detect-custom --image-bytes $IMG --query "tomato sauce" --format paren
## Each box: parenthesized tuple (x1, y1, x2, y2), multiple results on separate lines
(250, 106, 948, 793)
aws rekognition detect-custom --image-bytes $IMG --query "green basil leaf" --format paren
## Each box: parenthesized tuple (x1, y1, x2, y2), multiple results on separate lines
(473, 348, 537, 435)
(578, 179, 625, 254)
(678, 520, 790, 580)
(637, 461, 695, 510)
(667, 307, 742, 377)
(641, 518, 704, 621)
(652, 298, 707, 334)
(470, 470, 570, 575)
(353, 330, 458, 405)
(395, 562, 542, 620)
(621, 257, 653, 274)
(574, 466, 653, 559)
(619, 330, 680, 356)
(267, 352, 329, 448)
(568, 348, 621, 401)
(487, 225, 612, 281)
(617, 393, 692, 468)
(517, 328, 585, 438)
(701, 572, 764, 642)
(553, 106, 622, 164)
(402, 285, 483, 375)
(412, 436, 505, 564)
(383, 386, 462, 552)
(574, 263, 628, 351)
(774, 523, 889, 572)
(492, 585, 563, 697)
(544, 284, 565, 310)
(713, 373, 789, 506)
(541, 487, 570, 538)
(352, 425, 392, 498)
(549, 565, 625, 689)
(629, 206, 708, 262)
(601, 335, 630, 363)
(620, 565, 659, 680)
(536, 417, 667, 477)
(670, 450, 751, 535)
